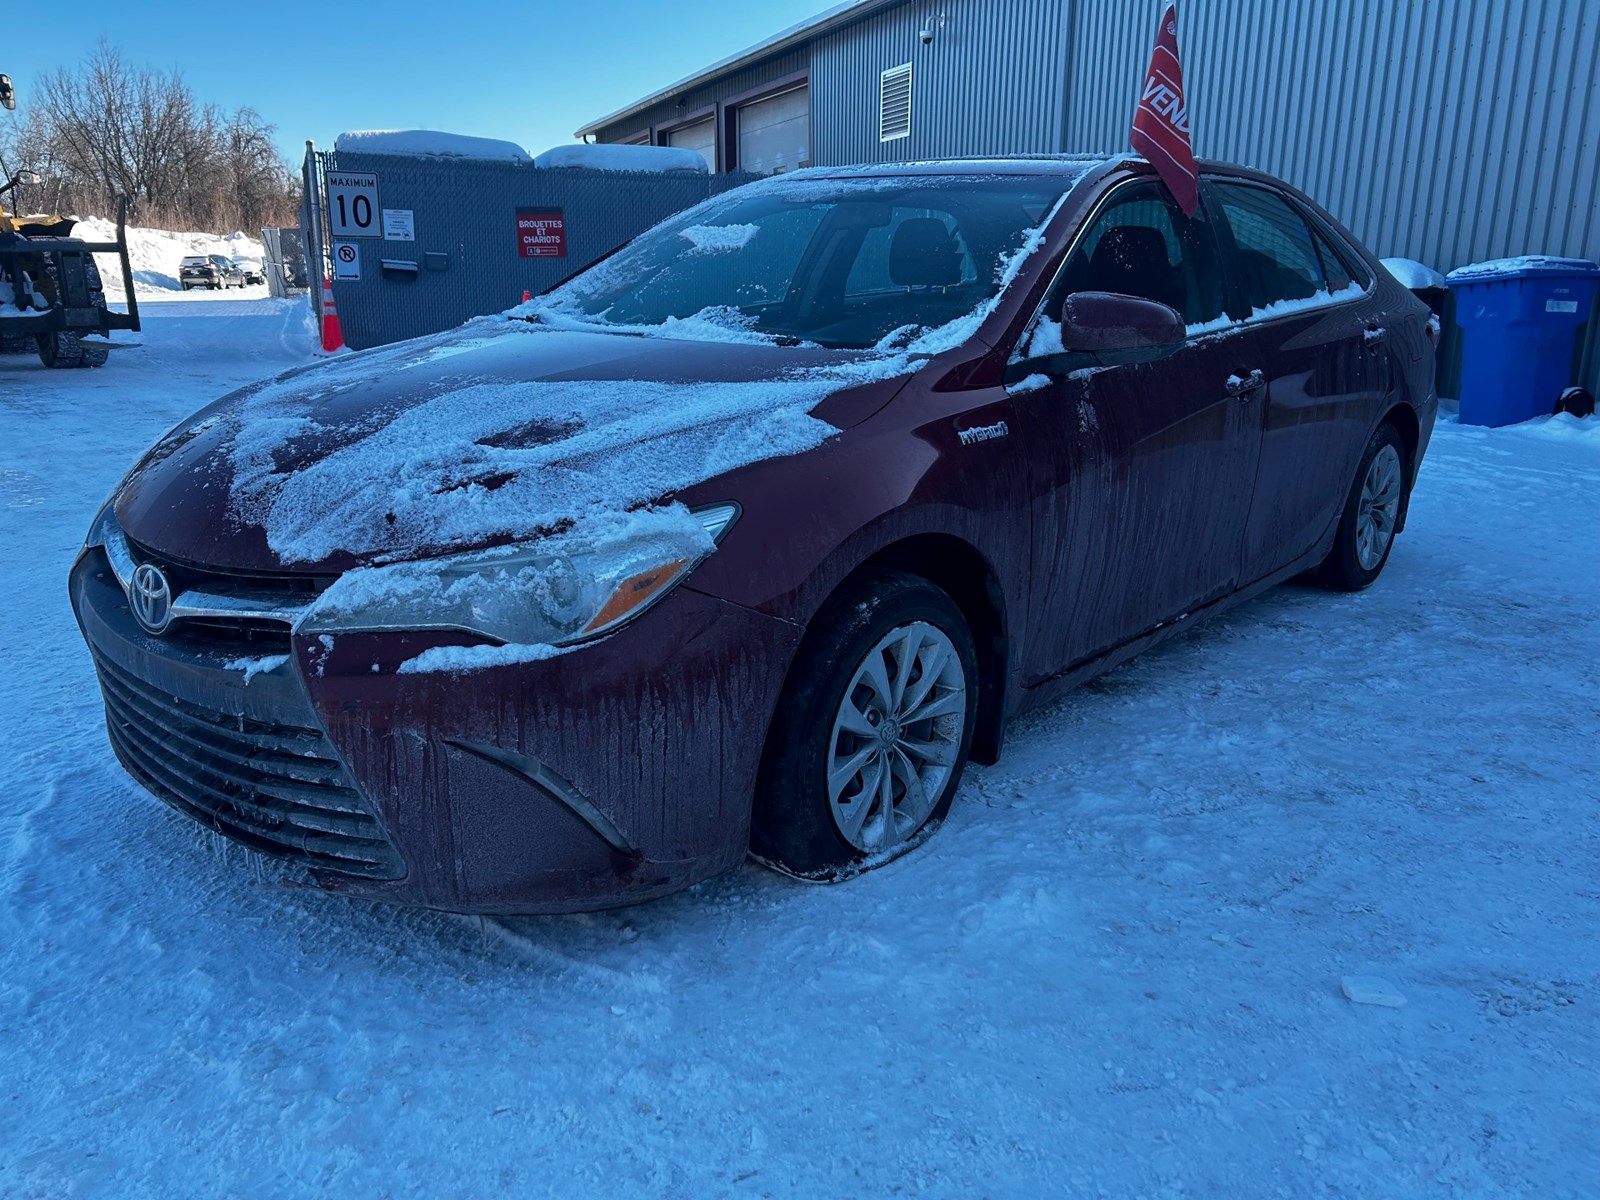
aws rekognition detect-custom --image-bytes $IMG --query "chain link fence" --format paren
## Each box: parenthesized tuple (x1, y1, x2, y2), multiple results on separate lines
(302, 146, 759, 350)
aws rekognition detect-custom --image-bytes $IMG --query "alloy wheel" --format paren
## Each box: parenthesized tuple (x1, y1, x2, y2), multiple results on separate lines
(826, 621, 968, 853)
(1356, 443, 1403, 570)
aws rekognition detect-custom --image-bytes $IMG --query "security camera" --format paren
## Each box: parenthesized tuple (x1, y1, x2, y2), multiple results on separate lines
(919, 25, 934, 44)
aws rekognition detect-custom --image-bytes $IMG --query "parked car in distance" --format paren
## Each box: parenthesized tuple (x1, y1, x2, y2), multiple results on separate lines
(234, 258, 265, 286)
(73, 156, 1437, 914)
(178, 254, 245, 289)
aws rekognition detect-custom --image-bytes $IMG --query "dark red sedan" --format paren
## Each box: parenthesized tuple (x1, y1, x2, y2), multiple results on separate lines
(72, 156, 1436, 912)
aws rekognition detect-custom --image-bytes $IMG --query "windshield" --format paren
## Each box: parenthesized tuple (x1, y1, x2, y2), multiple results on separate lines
(537, 175, 1078, 350)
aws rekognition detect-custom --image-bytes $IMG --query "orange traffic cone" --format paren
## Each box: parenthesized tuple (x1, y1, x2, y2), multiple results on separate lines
(320, 278, 345, 352)
(522, 290, 532, 303)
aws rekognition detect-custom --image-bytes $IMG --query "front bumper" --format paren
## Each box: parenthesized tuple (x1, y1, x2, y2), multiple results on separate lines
(71, 549, 803, 914)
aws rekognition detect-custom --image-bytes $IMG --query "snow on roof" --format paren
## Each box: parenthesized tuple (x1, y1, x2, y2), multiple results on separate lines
(532, 144, 708, 174)
(575, 0, 895, 136)
(1446, 255, 1600, 282)
(334, 130, 531, 162)
(1380, 257, 1447, 290)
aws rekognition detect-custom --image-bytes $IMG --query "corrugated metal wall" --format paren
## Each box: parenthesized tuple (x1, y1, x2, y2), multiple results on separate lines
(1066, 1, 1600, 265)
(809, 0, 1070, 164)
(589, 0, 1598, 394)
(1063, 0, 1600, 396)
(595, 48, 809, 155)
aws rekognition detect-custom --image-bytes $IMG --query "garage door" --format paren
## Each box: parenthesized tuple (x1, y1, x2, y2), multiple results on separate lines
(737, 86, 809, 175)
(665, 118, 716, 171)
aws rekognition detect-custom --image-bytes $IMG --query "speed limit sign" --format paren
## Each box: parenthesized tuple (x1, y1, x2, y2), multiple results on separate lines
(326, 171, 381, 238)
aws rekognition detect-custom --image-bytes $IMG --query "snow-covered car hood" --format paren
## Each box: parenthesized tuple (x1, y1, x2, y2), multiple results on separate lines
(114, 317, 920, 573)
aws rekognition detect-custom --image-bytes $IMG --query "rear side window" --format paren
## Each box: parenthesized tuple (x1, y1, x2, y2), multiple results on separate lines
(1051, 182, 1226, 327)
(1314, 229, 1355, 292)
(1213, 183, 1329, 312)
(1308, 220, 1372, 291)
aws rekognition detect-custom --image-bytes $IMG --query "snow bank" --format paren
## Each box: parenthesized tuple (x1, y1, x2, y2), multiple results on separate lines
(334, 129, 530, 161)
(1380, 257, 1446, 289)
(533, 144, 707, 174)
(72, 217, 264, 300)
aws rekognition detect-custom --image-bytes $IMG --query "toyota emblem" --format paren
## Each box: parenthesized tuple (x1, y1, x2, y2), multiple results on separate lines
(129, 562, 174, 634)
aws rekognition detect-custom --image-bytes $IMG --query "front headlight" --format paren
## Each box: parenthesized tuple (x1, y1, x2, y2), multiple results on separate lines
(297, 503, 738, 647)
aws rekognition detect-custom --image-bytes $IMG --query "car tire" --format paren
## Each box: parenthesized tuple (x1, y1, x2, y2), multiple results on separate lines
(752, 570, 979, 880)
(37, 331, 108, 369)
(1315, 422, 1409, 591)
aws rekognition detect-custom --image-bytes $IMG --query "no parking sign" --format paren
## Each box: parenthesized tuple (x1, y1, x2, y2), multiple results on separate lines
(332, 241, 360, 281)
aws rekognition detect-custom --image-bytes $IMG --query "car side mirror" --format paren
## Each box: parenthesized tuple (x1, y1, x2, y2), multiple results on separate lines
(1054, 290, 1186, 357)
(0, 75, 14, 111)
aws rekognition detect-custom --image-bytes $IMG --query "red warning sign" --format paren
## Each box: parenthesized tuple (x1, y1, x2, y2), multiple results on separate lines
(517, 208, 567, 258)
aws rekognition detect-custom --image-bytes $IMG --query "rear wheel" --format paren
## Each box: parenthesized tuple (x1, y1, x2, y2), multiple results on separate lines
(752, 571, 978, 879)
(1315, 423, 1408, 590)
(26, 243, 111, 368)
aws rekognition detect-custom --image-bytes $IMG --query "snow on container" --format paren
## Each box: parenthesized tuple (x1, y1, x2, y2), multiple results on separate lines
(532, 144, 708, 174)
(334, 130, 531, 161)
(1381, 257, 1448, 316)
(1445, 256, 1600, 427)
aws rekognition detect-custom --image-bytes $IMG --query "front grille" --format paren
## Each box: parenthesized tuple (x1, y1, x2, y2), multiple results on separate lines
(125, 538, 332, 654)
(127, 537, 333, 599)
(93, 650, 404, 880)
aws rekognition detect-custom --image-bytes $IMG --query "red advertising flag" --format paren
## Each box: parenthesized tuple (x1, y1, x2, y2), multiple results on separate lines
(1129, 4, 1198, 216)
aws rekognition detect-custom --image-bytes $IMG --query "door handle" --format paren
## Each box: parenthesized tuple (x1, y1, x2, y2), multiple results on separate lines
(1225, 369, 1265, 398)
(1364, 319, 1388, 345)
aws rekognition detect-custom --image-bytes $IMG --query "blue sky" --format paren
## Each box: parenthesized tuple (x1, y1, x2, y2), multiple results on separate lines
(27, 0, 831, 163)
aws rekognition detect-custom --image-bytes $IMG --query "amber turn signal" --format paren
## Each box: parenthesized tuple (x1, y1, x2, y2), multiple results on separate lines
(583, 559, 691, 635)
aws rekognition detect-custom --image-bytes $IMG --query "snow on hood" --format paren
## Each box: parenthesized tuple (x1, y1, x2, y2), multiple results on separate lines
(177, 316, 920, 567)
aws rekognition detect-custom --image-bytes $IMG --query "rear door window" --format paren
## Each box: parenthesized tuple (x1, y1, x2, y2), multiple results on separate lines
(1212, 183, 1333, 313)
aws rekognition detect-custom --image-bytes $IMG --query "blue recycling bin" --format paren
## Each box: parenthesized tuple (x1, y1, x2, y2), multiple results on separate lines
(1446, 256, 1600, 427)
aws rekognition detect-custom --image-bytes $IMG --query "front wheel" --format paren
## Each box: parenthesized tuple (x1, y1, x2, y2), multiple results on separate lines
(37, 331, 108, 369)
(752, 571, 978, 879)
(1315, 423, 1408, 591)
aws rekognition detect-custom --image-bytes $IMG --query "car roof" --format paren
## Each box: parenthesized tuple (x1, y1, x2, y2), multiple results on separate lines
(762, 154, 1287, 189)
(777, 154, 1113, 181)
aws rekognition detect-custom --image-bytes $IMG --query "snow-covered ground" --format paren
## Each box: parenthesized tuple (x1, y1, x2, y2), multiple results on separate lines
(69, 216, 267, 301)
(2, 298, 1597, 1198)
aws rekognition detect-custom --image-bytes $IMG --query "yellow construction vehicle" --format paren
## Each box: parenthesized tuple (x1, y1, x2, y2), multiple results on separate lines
(0, 70, 141, 368)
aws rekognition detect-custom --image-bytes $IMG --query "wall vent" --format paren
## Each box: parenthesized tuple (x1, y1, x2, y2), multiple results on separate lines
(879, 63, 913, 142)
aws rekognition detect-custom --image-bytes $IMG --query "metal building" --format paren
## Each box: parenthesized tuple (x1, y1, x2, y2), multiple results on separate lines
(577, 0, 1600, 395)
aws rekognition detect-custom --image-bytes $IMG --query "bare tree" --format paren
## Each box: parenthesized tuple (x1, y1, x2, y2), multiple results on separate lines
(5, 40, 299, 231)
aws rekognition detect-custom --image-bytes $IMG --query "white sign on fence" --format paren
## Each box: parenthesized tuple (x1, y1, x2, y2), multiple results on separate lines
(332, 241, 361, 281)
(327, 171, 381, 238)
(382, 208, 415, 241)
